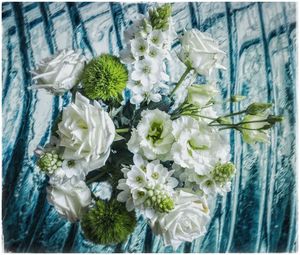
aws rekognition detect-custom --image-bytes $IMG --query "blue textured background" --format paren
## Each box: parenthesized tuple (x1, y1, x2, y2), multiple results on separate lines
(2, 2, 297, 253)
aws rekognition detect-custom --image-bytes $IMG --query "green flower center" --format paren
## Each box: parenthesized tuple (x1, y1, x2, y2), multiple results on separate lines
(135, 176, 144, 183)
(137, 191, 145, 198)
(139, 45, 146, 53)
(67, 160, 76, 168)
(142, 65, 151, 74)
(151, 36, 159, 44)
(151, 172, 159, 180)
(147, 121, 164, 144)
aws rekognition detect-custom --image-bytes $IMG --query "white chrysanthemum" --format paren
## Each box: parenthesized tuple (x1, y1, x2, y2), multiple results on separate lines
(171, 116, 230, 175)
(128, 109, 174, 160)
(30, 49, 86, 94)
(57, 93, 115, 162)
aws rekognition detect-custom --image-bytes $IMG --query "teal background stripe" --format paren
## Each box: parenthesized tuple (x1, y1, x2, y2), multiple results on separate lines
(2, 2, 297, 252)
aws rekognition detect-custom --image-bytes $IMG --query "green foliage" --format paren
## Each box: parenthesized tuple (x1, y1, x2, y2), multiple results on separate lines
(149, 4, 172, 31)
(81, 199, 136, 245)
(81, 54, 128, 102)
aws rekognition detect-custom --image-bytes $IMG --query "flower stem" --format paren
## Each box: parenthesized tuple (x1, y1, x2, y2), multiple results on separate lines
(86, 171, 108, 185)
(170, 66, 192, 96)
(116, 128, 130, 134)
(182, 113, 216, 121)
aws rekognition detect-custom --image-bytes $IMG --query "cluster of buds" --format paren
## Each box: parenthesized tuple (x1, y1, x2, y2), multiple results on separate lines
(144, 186, 174, 213)
(211, 162, 235, 185)
(37, 150, 62, 174)
(149, 4, 172, 31)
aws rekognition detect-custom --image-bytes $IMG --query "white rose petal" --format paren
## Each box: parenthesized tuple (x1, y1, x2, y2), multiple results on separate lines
(179, 29, 226, 77)
(47, 177, 92, 222)
(152, 190, 210, 249)
(30, 49, 86, 94)
(57, 92, 115, 163)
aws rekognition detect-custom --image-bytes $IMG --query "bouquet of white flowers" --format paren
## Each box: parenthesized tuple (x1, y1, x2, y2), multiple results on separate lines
(32, 4, 283, 249)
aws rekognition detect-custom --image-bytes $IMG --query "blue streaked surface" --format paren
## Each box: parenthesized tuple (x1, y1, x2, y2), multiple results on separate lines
(1, 2, 297, 252)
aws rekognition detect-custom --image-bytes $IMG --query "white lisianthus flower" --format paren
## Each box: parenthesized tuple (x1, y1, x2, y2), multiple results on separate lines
(179, 29, 226, 76)
(187, 84, 218, 107)
(128, 109, 174, 160)
(47, 177, 92, 222)
(30, 49, 86, 94)
(151, 190, 210, 249)
(57, 93, 115, 163)
(171, 116, 230, 175)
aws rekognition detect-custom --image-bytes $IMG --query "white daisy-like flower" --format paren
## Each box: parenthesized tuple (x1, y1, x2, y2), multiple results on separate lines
(117, 156, 178, 221)
(131, 37, 149, 57)
(149, 30, 165, 47)
(126, 166, 147, 189)
(128, 109, 174, 160)
(131, 58, 161, 88)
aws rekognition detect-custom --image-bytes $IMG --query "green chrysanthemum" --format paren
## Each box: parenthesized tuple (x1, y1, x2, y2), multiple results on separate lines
(81, 199, 136, 245)
(37, 150, 62, 174)
(149, 4, 172, 31)
(81, 54, 128, 102)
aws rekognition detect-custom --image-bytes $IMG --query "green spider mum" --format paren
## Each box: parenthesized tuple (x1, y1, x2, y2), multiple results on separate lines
(81, 199, 136, 245)
(81, 54, 128, 102)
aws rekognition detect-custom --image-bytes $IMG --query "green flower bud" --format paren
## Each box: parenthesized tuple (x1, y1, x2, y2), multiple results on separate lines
(149, 4, 172, 31)
(231, 95, 247, 102)
(246, 103, 272, 115)
(212, 162, 236, 184)
(156, 196, 174, 213)
(81, 199, 136, 245)
(37, 151, 62, 174)
(267, 115, 284, 124)
(216, 117, 232, 125)
(81, 54, 128, 102)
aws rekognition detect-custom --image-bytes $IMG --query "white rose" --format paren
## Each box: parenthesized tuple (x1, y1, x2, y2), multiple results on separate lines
(57, 92, 115, 162)
(47, 177, 92, 222)
(179, 29, 226, 76)
(151, 190, 210, 249)
(30, 50, 87, 94)
(127, 109, 174, 160)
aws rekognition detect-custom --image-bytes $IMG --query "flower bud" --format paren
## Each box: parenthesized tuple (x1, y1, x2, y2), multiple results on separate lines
(246, 103, 272, 115)
(212, 162, 236, 184)
(231, 95, 247, 102)
(149, 4, 172, 31)
(37, 150, 62, 174)
(267, 115, 284, 124)
(216, 117, 231, 125)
